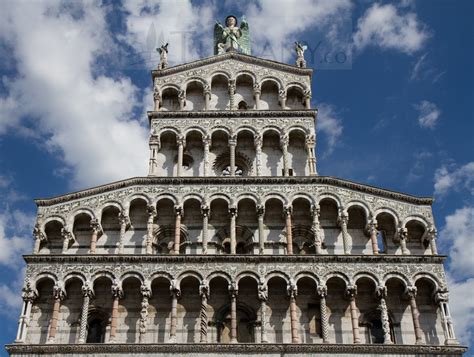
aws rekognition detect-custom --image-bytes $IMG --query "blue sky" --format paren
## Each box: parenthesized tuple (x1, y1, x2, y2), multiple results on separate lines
(0, 0, 473, 353)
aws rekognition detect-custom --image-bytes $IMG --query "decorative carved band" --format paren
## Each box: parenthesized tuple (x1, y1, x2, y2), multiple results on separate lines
(5, 343, 467, 355)
(35, 176, 433, 207)
(24, 254, 446, 265)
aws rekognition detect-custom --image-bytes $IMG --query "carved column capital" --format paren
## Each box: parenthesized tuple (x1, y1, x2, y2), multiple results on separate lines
(278, 89, 287, 100)
(317, 285, 328, 298)
(253, 83, 261, 95)
(153, 88, 161, 101)
(203, 134, 211, 146)
(33, 224, 46, 242)
(376, 285, 387, 299)
(229, 206, 237, 217)
(427, 225, 437, 240)
(228, 137, 237, 147)
(435, 290, 449, 304)
(82, 281, 94, 298)
(118, 211, 130, 227)
(305, 134, 315, 148)
(311, 204, 321, 217)
(287, 279, 298, 298)
(279, 133, 289, 149)
(203, 83, 211, 96)
(175, 205, 183, 217)
(254, 134, 263, 148)
(284, 205, 292, 216)
(367, 219, 378, 234)
(147, 205, 157, 218)
(229, 282, 238, 298)
(345, 285, 357, 299)
(201, 205, 209, 217)
(338, 213, 349, 227)
(199, 280, 210, 299)
(303, 89, 312, 100)
(21, 278, 38, 302)
(398, 227, 408, 240)
(140, 283, 152, 299)
(90, 219, 103, 235)
(228, 79, 236, 94)
(52, 282, 66, 301)
(177, 135, 186, 147)
(258, 282, 268, 302)
(111, 279, 124, 299)
(256, 204, 265, 217)
(405, 286, 417, 299)
(170, 279, 181, 298)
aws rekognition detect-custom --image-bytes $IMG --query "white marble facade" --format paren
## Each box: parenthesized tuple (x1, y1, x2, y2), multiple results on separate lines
(7, 48, 465, 357)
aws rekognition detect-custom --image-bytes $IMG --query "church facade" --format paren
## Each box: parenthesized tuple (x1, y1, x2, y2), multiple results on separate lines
(6, 16, 467, 357)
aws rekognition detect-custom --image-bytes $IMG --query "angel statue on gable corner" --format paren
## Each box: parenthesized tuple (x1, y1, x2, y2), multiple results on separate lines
(214, 15, 251, 55)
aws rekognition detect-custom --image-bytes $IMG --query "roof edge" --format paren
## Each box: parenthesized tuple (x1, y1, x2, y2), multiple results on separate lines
(35, 176, 434, 207)
(151, 52, 313, 79)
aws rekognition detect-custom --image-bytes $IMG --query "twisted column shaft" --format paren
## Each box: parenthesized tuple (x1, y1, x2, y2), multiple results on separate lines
(318, 285, 329, 343)
(406, 287, 423, 344)
(289, 290, 299, 343)
(368, 221, 379, 255)
(312, 205, 322, 254)
(201, 206, 209, 254)
(169, 292, 178, 342)
(229, 137, 237, 176)
(173, 207, 182, 255)
(257, 206, 265, 254)
(377, 287, 393, 344)
(230, 207, 237, 254)
(346, 286, 360, 344)
(139, 285, 151, 343)
(146, 206, 156, 254)
(16, 280, 36, 343)
(338, 214, 350, 255)
(177, 137, 184, 177)
(78, 284, 93, 344)
(203, 136, 210, 177)
(109, 281, 123, 343)
(285, 206, 294, 255)
(90, 219, 101, 254)
(230, 286, 237, 343)
(199, 283, 209, 343)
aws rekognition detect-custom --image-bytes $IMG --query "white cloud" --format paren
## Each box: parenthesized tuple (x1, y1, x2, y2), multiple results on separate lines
(0, 284, 22, 313)
(316, 103, 343, 156)
(0, 211, 32, 266)
(244, 0, 352, 62)
(122, 0, 214, 65)
(415, 100, 440, 129)
(434, 161, 474, 196)
(354, 3, 429, 54)
(441, 206, 474, 345)
(440, 207, 474, 278)
(448, 276, 474, 345)
(410, 53, 427, 81)
(0, 266, 26, 319)
(0, 1, 149, 189)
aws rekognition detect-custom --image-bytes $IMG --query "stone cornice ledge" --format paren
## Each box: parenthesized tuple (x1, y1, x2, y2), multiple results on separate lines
(147, 109, 317, 121)
(35, 176, 434, 206)
(151, 52, 314, 78)
(5, 343, 468, 355)
(23, 254, 447, 265)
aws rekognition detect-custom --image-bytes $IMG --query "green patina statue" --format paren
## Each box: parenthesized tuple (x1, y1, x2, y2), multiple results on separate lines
(214, 15, 251, 55)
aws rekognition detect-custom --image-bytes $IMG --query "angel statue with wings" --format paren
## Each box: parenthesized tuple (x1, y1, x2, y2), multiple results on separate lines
(214, 15, 251, 55)
(295, 41, 307, 68)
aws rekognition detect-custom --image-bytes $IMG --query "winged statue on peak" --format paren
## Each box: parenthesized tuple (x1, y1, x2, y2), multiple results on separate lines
(214, 15, 251, 55)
